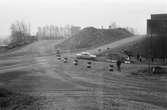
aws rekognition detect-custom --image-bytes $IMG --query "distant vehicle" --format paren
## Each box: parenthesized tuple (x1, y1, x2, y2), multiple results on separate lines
(151, 66, 164, 74)
(107, 55, 133, 64)
(123, 57, 134, 64)
(123, 56, 131, 64)
(124, 60, 131, 64)
(76, 52, 96, 60)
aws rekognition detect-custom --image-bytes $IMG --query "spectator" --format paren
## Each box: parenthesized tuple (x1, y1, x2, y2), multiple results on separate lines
(116, 59, 122, 71)
(151, 57, 154, 62)
(137, 53, 140, 61)
(139, 56, 142, 62)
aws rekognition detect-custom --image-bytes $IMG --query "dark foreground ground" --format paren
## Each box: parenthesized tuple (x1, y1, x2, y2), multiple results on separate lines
(0, 38, 167, 110)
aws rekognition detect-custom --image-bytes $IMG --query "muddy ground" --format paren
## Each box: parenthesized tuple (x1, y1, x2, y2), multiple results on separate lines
(0, 53, 167, 110)
(0, 37, 167, 110)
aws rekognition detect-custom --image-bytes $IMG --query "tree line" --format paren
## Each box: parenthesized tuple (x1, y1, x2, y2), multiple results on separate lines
(9, 21, 81, 47)
(10, 21, 32, 44)
(36, 25, 81, 40)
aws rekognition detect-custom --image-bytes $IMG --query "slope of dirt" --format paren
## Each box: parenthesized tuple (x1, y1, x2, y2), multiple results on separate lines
(0, 39, 65, 57)
(102, 35, 167, 59)
(112, 37, 150, 56)
(55, 27, 133, 50)
(96, 36, 148, 59)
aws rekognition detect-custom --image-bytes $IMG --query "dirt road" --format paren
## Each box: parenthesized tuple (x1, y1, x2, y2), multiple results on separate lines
(0, 36, 167, 110)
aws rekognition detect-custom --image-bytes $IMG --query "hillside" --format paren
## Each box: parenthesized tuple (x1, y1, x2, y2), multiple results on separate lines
(0, 39, 65, 57)
(96, 36, 147, 57)
(97, 35, 167, 61)
(55, 27, 133, 50)
(94, 35, 145, 60)
(107, 36, 149, 57)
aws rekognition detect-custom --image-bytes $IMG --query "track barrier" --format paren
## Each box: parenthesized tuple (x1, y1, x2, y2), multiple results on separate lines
(63, 57, 68, 63)
(109, 64, 114, 71)
(87, 61, 92, 68)
(73, 59, 78, 66)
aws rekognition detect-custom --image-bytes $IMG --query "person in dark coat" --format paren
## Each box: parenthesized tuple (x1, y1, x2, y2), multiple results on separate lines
(116, 59, 122, 71)
(151, 57, 154, 62)
(139, 56, 142, 62)
(137, 53, 140, 61)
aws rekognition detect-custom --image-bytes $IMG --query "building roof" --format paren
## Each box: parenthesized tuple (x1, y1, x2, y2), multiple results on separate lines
(151, 14, 167, 20)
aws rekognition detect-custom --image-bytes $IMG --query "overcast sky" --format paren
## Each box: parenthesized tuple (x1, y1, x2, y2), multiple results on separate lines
(0, 0, 166, 38)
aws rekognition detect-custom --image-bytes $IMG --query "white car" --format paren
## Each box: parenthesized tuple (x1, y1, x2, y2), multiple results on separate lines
(76, 52, 96, 60)
(124, 60, 131, 64)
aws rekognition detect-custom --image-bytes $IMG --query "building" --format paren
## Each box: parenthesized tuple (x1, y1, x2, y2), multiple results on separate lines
(147, 14, 167, 36)
(147, 14, 167, 59)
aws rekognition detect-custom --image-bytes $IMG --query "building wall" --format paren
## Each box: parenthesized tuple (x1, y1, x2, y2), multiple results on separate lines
(147, 14, 167, 58)
(147, 19, 167, 36)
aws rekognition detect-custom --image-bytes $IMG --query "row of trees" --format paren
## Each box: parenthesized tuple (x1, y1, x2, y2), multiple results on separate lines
(9, 21, 135, 46)
(36, 25, 81, 40)
(9, 21, 81, 46)
(10, 21, 32, 44)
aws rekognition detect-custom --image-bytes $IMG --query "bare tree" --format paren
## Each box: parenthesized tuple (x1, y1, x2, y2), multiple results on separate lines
(108, 22, 117, 29)
(10, 21, 30, 44)
(126, 27, 136, 34)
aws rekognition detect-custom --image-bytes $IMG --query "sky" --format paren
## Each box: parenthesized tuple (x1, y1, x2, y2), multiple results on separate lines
(0, 0, 166, 38)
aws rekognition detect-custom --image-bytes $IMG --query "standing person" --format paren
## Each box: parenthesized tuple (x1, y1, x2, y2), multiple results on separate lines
(151, 57, 154, 62)
(139, 55, 142, 62)
(116, 59, 122, 72)
(137, 53, 140, 61)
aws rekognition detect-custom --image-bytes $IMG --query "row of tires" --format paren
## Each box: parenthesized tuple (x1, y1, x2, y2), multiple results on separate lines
(56, 55, 114, 71)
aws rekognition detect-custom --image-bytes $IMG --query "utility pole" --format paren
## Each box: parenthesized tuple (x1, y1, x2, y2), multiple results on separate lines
(28, 23, 31, 35)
